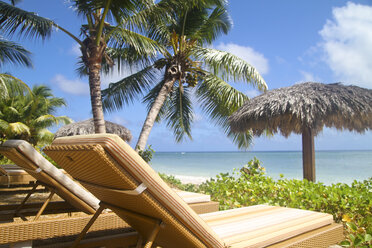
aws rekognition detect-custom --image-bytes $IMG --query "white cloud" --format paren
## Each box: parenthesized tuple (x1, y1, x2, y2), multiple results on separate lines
(51, 74, 89, 95)
(69, 43, 81, 56)
(245, 89, 260, 98)
(216, 43, 269, 75)
(192, 113, 203, 122)
(298, 70, 319, 82)
(319, 2, 372, 88)
(108, 115, 131, 126)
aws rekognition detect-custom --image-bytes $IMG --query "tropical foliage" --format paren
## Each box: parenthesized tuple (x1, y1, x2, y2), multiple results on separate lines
(102, 1, 267, 151)
(161, 159, 372, 247)
(0, 0, 163, 133)
(0, 80, 71, 146)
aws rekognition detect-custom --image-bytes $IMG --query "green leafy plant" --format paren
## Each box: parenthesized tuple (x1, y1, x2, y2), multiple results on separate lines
(137, 145, 155, 163)
(159, 173, 198, 192)
(340, 214, 372, 247)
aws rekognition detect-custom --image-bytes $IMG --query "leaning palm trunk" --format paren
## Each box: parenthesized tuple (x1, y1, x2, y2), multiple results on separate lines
(135, 76, 177, 152)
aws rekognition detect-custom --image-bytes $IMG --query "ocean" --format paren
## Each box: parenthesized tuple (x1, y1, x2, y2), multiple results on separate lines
(150, 150, 372, 185)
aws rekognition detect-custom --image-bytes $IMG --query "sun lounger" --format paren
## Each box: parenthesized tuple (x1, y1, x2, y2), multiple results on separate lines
(0, 164, 36, 186)
(45, 134, 344, 248)
(0, 140, 217, 222)
(0, 140, 100, 221)
(0, 139, 218, 247)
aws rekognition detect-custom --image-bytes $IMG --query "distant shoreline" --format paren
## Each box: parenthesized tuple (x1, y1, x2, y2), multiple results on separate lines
(154, 149, 372, 153)
(151, 150, 372, 185)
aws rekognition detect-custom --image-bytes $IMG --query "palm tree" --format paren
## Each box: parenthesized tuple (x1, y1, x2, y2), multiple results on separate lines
(102, 3, 268, 151)
(0, 0, 164, 133)
(0, 81, 71, 145)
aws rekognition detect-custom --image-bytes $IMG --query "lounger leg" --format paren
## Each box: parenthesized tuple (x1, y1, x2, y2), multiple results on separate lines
(71, 204, 105, 248)
(33, 189, 55, 221)
(143, 221, 162, 248)
(14, 182, 40, 220)
(136, 236, 143, 248)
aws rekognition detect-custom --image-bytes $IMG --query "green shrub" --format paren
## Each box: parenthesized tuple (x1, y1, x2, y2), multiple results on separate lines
(138, 145, 155, 163)
(159, 173, 198, 192)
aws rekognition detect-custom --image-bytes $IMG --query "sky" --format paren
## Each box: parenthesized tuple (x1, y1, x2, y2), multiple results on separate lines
(3, 0, 372, 152)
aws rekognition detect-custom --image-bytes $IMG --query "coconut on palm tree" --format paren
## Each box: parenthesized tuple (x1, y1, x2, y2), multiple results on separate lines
(102, 2, 268, 151)
(0, 82, 71, 146)
(0, 0, 166, 133)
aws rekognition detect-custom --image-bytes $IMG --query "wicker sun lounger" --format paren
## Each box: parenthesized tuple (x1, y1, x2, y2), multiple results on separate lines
(0, 140, 100, 221)
(0, 140, 218, 247)
(45, 134, 344, 248)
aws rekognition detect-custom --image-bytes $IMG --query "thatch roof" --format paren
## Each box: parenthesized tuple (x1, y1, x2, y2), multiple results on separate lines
(55, 118, 132, 142)
(229, 82, 372, 137)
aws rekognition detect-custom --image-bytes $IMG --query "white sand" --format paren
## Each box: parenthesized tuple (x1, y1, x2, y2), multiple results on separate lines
(174, 175, 210, 185)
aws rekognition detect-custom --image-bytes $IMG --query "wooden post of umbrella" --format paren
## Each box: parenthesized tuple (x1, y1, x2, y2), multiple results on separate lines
(302, 126, 315, 182)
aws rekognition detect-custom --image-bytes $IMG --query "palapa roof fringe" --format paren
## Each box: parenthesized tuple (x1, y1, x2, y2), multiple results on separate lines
(55, 118, 132, 142)
(229, 82, 372, 137)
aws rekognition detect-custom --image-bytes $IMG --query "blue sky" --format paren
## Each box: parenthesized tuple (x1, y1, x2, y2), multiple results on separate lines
(4, 0, 372, 152)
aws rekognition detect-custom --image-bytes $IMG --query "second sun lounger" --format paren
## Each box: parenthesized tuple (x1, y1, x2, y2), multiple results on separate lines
(45, 134, 343, 248)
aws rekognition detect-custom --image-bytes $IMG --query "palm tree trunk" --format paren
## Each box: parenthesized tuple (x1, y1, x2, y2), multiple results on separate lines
(88, 55, 106, 134)
(135, 77, 177, 152)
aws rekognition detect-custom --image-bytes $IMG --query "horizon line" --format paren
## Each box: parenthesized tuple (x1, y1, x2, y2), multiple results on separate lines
(154, 149, 372, 153)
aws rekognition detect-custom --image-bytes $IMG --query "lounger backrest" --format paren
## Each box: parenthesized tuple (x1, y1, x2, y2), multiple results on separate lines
(45, 134, 225, 248)
(0, 140, 100, 214)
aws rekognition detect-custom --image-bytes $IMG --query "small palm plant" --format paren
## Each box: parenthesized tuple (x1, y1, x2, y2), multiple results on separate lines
(0, 82, 71, 146)
(102, 3, 267, 151)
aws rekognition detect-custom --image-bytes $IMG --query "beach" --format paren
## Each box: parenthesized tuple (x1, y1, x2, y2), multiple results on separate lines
(151, 150, 372, 185)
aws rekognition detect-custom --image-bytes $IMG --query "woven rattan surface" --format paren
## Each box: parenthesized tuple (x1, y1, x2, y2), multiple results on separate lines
(0, 199, 217, 244)
(0, 212, 127, 244)
(45, 143, 211, 248)
(268, 223, 344, 248)
(0, 146, 96, 214)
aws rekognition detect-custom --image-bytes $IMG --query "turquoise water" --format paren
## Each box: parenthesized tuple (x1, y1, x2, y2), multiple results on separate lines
(150, 150, 372, 185)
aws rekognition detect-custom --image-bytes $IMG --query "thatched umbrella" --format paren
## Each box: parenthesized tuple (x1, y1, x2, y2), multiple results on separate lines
(229, 82, 372, 182)
(55, 118, 132, 142)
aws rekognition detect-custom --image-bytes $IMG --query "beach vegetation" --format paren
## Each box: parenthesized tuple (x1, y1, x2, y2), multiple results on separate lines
(138, 144, 155, 163)
(101, 1, 267, 152)
(0, 0, 168, 133)
(161, 158, 372, 247)
(0, 81, 71, 146)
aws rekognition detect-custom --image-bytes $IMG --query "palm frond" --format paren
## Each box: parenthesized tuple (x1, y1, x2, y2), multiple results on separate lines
(0, 38, 32, 67)
(105, 47, 156, 73)
(33, 128, 54, 145)
(71, 0, 152, 21)
(32, 115, 72, 129)
(107, 27, 163, 56)
(196, 73, 253, 148)
(0, 119, 9, 131)
(192, 6, 231, 44)
(197, 73, 248, 125)
(0, 1, 53, 40)
(7, 121, 30, 136)
(227, 130, 254, 149)
(102, 64, 160, 112)
(10, 0, 22, 6)
(0, 73, 30, 99)
(165, 84, 193, 142)
(193, 46, 267, 91)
